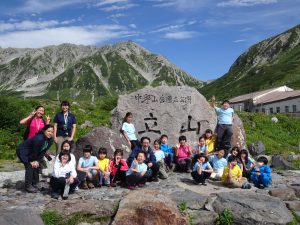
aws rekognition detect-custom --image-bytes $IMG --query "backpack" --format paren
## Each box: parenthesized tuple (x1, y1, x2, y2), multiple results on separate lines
(23, 117, 46, 140)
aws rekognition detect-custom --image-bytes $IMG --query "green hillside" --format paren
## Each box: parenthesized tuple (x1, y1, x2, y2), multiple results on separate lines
(200, 24, 300, 99)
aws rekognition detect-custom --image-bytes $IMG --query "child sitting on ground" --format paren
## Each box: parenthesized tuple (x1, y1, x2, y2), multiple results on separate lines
(191, 153, 213, 185)
(239, 149, 255, 179)
(250, 156, 272, 189)
(77, 145, 99, 189)
(226, 146, 240, 161)
(55, 140, 76, 170)
(126, 151, 147, 190)
(175, 135, 193, 173)
(97, 147, 110, 187)
(153, 139, 168, 179)
(221, 156, 251, 189)
(109, 149, 128, 187)
(159, 134, 175, 170)
(208, 149, 227, 180)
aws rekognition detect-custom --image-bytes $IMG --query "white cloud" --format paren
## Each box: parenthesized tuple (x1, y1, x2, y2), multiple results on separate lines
(100, 3, 138, 11)
(0, 25, 137, 48)
(152, 0, 211, 11)
(164, 31, 198, 40)
(233, 39, 246, 43)
(0, 20, 60, 32)
(151, 20, 198, 33)
(129, 24, 137, 28)
(217, 0, 277, 7)
(18, 0, 86, 13)
(95, 0, 129, 7)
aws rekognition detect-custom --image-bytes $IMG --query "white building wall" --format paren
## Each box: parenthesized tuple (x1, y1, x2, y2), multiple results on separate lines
(231, 103, 245, 112)
(254, 97, 300, 113)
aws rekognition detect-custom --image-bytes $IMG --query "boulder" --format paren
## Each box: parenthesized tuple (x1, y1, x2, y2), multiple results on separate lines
(211, 192, 293, 225)
(248, 141, 265, 156)
(111, 86, 245, 147)
(0, 208, 44, 225)
(170, 190, 208, 210)
(80, 120, 93, 129)
(231, 114, 247, 149)
(271, 155, 293, 170)
(288, 183, 300, 198)
(112, 189, 187, 225)
(188, 210, 218, 225)
(75, 126, 131, 160)
(269, 187, 297, 201)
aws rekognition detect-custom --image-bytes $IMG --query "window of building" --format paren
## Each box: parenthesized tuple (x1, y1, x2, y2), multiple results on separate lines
(262, 108, 265, 113)
(269, 107, 273, 114)
(276, 107, 280, 113)
(255, 109, 259, 113)
(292, 105, 297, 112)
(285, 106, 289, 113)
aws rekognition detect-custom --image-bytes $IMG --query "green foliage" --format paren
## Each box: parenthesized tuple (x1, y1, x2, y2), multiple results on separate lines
(286, 209, 300, 225)
(238, 112, 300, 155)
(215, 208, 233, 225)
(41, 210, 111, 225)
(178, 201, 188, 213)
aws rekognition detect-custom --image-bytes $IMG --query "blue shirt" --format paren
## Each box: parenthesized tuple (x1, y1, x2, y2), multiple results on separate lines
(122, 122, 137, 141)
(78, 156, 98, 168)
(160, 143, 173, 154)
(209, 155, 227, 170)
(126, 161, 147, 176)
(193, 161, 212, 172)
(154, 150, 165, 162)
(215, 107, 234, 125)
(193, 144, 207, 155)
(54, 111, 77, 137)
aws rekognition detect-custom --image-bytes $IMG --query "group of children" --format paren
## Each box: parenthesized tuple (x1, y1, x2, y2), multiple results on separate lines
(50, 112, 272, 199)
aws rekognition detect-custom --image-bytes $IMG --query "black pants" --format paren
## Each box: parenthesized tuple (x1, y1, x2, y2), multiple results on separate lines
(50, 177, 79, 194)
(24, 163, 39, 187)
(177, 158, 192, 172)
(191, 171, 211, 183)
(130, 140, 140, 150)
(145, 163, 159, 179)
(110, 170, 127, 184)
(216, 124, 233, 153)
(126, 173, 146, 186)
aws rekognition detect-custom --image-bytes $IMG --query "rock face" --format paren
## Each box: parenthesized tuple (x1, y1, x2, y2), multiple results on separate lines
(0, 208, 44, 225)
(112, 189, 187, 225)
(112, 86, 245, 147)
(231, 114, 247, 149)
(75, 126, 131, 160)
(271, 155, 293, 170)
(211, 192, 293, 225)
(248, 140, 265, 156)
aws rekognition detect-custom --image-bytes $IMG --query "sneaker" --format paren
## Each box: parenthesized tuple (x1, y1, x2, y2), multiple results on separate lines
(201, 182, 207, 186)
(98, 184, 102, 188)
(80, 181, 89, 190)
(151, 177, 159, 182)
(242, 183, 251, 189)
(187, 169, 192, 173)
(137, 183, 145, 188)
(87, 182, 95, 189)
(51, 192, 60, 199)
(26, 185, 37, 193)
(110, 183, 117, 187)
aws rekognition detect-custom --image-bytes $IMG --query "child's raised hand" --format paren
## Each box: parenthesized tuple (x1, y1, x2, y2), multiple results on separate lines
(133, 159, 138, 165)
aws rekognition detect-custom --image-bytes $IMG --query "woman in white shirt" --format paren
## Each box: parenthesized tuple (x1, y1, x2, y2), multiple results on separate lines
(50, 150, 79, 199)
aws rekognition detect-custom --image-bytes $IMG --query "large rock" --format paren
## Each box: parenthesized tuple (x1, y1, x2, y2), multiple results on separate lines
(231, 114, 247, 149)
(271, 155, 293, 170)
(269, 187, 297, 201)
(211, 192, 293, 225)
(112, 189, 187, 225)
(0, 208, 44, 225)
(248, 141, 265, 156)
(75, 127, 131, 160)
(111, 86, 245, 147)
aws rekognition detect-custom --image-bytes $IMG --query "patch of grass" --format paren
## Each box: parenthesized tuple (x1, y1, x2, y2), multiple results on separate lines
(177, 201, 194, 225)
(287, 209, 300, 225)
(215, 208, 233, 225)
(41, 210, 63, 225)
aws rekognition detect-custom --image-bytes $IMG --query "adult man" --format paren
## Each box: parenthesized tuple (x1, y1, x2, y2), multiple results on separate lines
(53, 101, 77, 155)
(127, 136, 159, 182)
(211, 96, 234, 154)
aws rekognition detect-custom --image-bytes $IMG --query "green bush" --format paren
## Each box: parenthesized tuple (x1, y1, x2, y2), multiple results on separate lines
(215, 208, 233, 225)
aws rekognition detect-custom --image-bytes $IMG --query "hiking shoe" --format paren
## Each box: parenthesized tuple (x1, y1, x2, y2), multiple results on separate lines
(87, 182, 95, 189)
(137, 183, 145, 188)
(110, 183, 117, 187)
(80, 181, 89, 190)
(242, 183, 251, 189)
(201, 182, 207, 186)
(26, 185, 37, 193)
(51, 192, 60, 199)
(151, 177, 159, 182)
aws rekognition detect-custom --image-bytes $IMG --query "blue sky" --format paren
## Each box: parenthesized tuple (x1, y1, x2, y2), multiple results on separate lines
(0, 0, 299, 81)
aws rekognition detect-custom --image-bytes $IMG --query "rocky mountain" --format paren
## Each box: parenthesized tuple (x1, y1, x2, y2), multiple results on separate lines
(200, 24, 300, 99)
(0, 41, 204, 100)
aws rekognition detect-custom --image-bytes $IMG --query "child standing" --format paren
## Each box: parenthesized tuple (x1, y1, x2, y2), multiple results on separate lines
(153, 140, 168, 179)
(208, 149, 227, 180)
(250, 156, 272, 189)
(159, 134, 175, 170)
(191, 153, 213, 185)
(109, 149, 128, 187)
(175, 135, 192, 173)
(221, 156, 251, 189)
(126, 151, 147, 190)
(77, 145, 99, 189)
(121, 112, 139, 150)
(203, 129, 215, 154)
(97, 147, 110, 187)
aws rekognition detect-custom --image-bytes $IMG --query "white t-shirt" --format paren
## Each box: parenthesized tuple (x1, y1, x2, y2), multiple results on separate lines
(52, 161, 77, 178)
(122, 122, 137, 141)
(154, 150, 165, 162)
(55, 153, 76, 170)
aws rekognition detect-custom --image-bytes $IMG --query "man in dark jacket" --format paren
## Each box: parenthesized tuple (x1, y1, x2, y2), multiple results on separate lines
(127, 136, 159, 181)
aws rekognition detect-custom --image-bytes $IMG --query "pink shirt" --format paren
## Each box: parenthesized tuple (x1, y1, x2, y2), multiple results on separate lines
(26, 117, 46, 139)
(177, 145, 191, 162)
